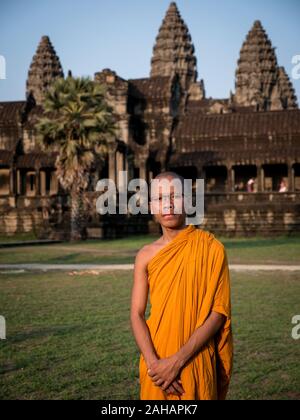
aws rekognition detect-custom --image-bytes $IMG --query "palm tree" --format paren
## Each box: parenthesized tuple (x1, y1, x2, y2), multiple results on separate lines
(36, 74, 115, 241)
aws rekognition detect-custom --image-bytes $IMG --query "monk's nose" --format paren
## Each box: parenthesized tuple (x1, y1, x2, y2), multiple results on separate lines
(162, 203, 174, 212)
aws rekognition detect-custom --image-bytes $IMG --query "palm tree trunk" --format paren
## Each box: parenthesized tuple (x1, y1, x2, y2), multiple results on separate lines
(70, 186, 85, 241)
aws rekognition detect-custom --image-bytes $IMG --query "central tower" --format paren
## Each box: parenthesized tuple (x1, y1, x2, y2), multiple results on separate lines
(151, 2, 202, 96)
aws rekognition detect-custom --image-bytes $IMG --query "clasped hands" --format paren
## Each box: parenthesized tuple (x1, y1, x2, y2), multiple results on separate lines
(147, 355, 185, 397)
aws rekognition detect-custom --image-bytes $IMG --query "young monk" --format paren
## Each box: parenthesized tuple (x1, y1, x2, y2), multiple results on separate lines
(130, 171, 233, 400)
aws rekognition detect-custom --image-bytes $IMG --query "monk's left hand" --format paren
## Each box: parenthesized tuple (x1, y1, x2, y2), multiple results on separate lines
(147, 355, 182, 391)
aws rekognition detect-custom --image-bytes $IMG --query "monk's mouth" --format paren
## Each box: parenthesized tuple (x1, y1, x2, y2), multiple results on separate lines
(162, 214, 176, 218)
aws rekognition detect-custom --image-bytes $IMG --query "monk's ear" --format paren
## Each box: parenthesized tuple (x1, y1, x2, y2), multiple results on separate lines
(150, 200, 160, 215)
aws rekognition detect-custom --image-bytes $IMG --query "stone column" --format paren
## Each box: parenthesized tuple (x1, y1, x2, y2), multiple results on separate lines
(288, 163, 295, 192)
(231, 167, 235, 192)
(116, 150, 125, 190)
(193, 165, 203, 192)
(40, 171, 46, 196)
(16, 169, 21, 195)
(227, 165, 235, 192)
(35, 170, 41, 196)
(200, 166, 205, 180)
(9, 167, 16, 195)
(257, 164, 265, 192)
(139, 162, 146, 182)
(107, 140, 118, 187)
(125, 153, 134, 182)
(52, 171, 59, 195)
(138, 153, 148, 182)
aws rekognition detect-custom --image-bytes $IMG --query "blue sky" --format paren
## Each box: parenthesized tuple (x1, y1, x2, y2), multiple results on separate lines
(1, 0, 300, 102)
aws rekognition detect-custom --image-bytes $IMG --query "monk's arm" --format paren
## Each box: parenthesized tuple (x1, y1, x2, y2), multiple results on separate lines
(174, 246, 229, 369)
(174, 311, 225, 369)
(131, 248, 185, 396)
(147, 311, 225, 391)
(130, 249, 158, 368)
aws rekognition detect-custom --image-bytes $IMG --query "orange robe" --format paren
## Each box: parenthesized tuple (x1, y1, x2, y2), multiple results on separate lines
(139, 224, 233, 400)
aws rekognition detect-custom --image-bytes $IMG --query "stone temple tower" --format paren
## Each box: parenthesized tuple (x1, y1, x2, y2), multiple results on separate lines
(271, 66, 298, 110)
(234, 20, 297, 110)
(151, 2, 205, 99)
(26, 36, 64, 106)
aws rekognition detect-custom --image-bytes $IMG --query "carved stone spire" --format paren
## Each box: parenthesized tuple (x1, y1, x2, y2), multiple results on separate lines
(234, 20, 279, 110)
(150, 2, 199, 92)
(26, 36, 64, 106)
(271, 66, 298, 110)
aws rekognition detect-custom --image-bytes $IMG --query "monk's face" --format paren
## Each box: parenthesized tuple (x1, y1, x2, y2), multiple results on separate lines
(150, 176, 186, 228)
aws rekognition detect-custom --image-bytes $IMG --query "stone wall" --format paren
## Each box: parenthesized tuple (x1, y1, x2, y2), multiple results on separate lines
(202, 193, 300, 236)
(0, 195, 70, 240)
(0, 192, 299, 239)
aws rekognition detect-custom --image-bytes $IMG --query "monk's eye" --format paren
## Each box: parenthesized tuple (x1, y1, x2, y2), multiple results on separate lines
(162, 195, 176, 202)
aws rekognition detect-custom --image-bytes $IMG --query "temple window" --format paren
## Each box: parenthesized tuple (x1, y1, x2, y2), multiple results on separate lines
(203, 166, 227, 193)
(40, 169, 59, 196)
(26, 171, 36, 196)
(233, 165, 257, 192)
(263, 164, 288, 192)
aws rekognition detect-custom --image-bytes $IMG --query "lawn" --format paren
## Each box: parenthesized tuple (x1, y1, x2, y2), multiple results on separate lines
(0, 270, 299, 400)
(0, 234, 300, 265)
(0, 232, 38, 243)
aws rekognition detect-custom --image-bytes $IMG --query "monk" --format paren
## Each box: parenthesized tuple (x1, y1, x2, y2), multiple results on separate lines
(130, 171, 233, 400)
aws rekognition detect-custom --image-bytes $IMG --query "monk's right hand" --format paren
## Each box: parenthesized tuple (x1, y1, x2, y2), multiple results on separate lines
(165, 379, 185, 397)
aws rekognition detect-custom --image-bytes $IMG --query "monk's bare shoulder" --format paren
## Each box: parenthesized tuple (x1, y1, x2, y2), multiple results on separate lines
(134, 238, 165, 270)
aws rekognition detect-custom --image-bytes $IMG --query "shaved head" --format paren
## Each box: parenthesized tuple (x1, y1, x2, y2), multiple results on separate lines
(149, 171, 185, 199)
(149, 171, 186, 226)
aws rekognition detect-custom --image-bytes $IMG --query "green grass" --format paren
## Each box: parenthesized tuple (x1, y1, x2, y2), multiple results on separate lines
(222, 236, 300, 265)
(0, 270, 299, 400)
(0, 232, 38, 243)
(0, 235, 300, 265)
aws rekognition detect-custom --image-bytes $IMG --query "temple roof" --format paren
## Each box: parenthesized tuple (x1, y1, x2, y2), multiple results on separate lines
(23, 105, 45, 129)
(129, 76, 172, 100)
(26, 35, 64, 106)
(0, 150, 14, 165)
(0, 101, 26, 125)
(150, 2, 197, 90)
(175, 109, 300, 141)
(274, 67, 298, 109)
(169, 148, 300, 167)
(16, 152, 58, 169)
(234, 20, 298, 110)
(186, 99, 230, 114)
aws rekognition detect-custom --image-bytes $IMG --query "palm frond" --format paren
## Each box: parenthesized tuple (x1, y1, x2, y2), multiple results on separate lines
(35, 75, 116, 192)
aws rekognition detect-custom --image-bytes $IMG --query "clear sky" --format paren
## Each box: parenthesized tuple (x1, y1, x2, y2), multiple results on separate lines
(0, 0, 300, 102)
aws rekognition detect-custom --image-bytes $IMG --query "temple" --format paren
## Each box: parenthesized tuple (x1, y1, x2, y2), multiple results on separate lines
(0, 2, 300, 238)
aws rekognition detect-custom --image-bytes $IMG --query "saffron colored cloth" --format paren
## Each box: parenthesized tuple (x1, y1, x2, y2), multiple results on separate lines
(139, 224, 233, 400)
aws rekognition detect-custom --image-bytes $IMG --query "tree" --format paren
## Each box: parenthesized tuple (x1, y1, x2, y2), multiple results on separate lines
(36, 75, 115, 241)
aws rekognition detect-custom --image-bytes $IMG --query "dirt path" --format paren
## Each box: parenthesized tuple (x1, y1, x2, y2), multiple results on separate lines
(0, 264, 300, 273)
